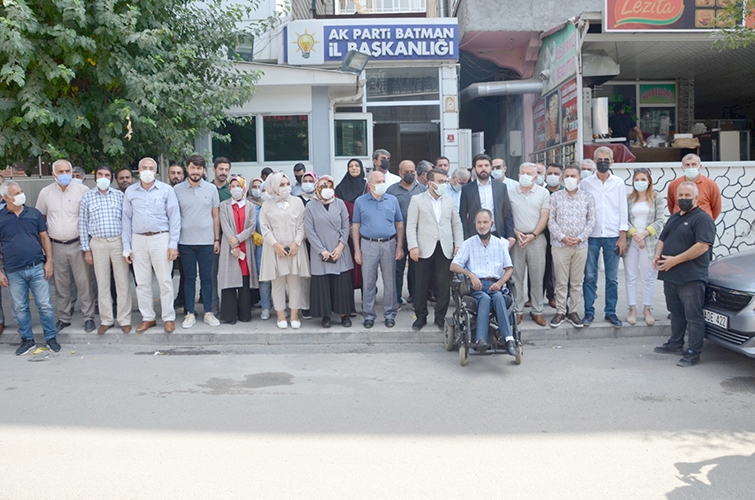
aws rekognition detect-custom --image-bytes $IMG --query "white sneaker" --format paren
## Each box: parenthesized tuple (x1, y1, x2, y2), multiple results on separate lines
(290, 320, 301, 329)
(182, 313, 196, 329)
(260, 309, 270, 320)
(276, 320, 288, 329)
(204, 312, 220, 327)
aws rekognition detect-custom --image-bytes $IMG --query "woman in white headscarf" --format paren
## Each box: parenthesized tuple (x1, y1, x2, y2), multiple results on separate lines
(259, 172, 310, 329)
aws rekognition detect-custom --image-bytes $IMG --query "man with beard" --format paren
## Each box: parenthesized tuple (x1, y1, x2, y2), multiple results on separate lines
(459, 154, 515, 247)
(168, 162, 187, 311)
(291, 163, 306, 196)
(168, 162, 185, 187)
(372, 149, 401, 187)
(450, 209, 518, 356)
(211, 157, 232, 315)
(115, 167, 134, 192)
(579, 146, 628, 328)
(173, 154, 221, 329)
(434, 156, 450, 174)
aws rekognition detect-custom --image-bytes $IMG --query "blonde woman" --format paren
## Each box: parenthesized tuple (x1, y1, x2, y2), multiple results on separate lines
(259, 173, 310, 329)
(625, 168, 666, 326)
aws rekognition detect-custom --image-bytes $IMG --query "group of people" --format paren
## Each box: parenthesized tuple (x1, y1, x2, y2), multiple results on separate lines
(0, 148, 720, 366)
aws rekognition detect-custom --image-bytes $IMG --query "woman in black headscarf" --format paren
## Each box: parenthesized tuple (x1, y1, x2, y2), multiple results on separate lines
(335, 158, 366, 301)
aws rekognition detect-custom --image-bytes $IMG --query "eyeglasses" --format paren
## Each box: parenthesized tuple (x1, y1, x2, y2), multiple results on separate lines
(633, 168, 649, 173)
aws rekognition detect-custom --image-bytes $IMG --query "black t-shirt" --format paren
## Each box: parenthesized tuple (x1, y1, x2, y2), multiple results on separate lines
(609, 113, 636, 141)
(657, 207, 716, 285)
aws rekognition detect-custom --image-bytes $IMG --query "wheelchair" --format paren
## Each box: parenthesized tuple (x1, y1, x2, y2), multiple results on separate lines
(443, 273, 523, 366)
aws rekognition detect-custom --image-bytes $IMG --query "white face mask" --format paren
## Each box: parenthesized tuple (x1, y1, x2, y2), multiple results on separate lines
(321, 188, 335, 200)
(684, 167, 699, 180)
(519, 174, 534, 188)
(580, 170, 593, 179)
(546, 174, 561, 187)
(433, 183, 447, 196)
(96, 177, 111, 191)
(372, 183, 387, 196)
(278, 186, 291, 198)
(140, 170, 156, 184)
(490, 169, 503, 179)
(535, 176, 544, 185)
(72, 178, 84, 184)
(250, 188, 261, 198)
(564, 177, 579, 191)
(12, 193, 27, 206)
(230, 187, 244, 200)
(301, 182, 315, 193)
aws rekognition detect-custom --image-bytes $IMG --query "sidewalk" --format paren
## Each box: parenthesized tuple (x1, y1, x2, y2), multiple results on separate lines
(0, 265, 670, 347)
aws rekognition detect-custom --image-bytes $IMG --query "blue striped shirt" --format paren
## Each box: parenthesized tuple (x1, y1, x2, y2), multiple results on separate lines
(79, 187, 124, 251)
(452, 234, 512, 279)
(122, 180, 181, 252)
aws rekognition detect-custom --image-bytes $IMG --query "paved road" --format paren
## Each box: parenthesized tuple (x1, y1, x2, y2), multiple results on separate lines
(1, 337, 753, 499)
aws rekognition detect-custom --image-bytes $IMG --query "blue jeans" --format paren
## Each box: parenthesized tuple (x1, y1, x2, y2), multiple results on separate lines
(470, 279, 512, 344)
(254, 244, 271, 310)
(179, 244, 214, 315)
(7, 263, 57, 341)
(584, 237, 620, 317)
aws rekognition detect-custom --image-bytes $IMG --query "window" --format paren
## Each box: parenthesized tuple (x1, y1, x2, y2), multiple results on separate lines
(212, 118, 257, 163)
(336, 0, 426, 15)
(263, 115, 309, 162)
(335, 119, 368, 157)
(366, 67, 439, 103)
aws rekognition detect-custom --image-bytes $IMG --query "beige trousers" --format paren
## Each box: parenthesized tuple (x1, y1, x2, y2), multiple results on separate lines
(511, 235, 547, 315)
(271, 274, 303, 312)
(551, 245, 588, 316)
(90, 236, 132, 326)
(52, 240, 95, 322)
(132, 233, 175, 322)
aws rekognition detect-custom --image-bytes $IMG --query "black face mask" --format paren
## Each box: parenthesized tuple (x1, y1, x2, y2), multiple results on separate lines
(678, 199, 694, 212)
(294, 175, 303, 185)
(596, 160, 611, 173)
(380, 158, 390, 171)
(402, 172, 415, 185)
(477, 230, 491, 241)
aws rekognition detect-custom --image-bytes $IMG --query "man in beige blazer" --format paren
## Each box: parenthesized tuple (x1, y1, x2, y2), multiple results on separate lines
(407, 169, 464, 331)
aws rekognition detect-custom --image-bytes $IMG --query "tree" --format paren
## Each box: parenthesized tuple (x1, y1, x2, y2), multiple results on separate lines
(716, 1, 755, 50)
(0, 0, 282, 169)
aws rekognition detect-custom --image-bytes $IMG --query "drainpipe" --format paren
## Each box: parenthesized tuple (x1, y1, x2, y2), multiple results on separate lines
(460, 79, 543, 104)
(439, 0, 446, 17)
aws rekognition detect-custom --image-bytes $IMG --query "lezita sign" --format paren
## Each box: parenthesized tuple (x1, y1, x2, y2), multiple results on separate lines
(605, 0, 739, 31)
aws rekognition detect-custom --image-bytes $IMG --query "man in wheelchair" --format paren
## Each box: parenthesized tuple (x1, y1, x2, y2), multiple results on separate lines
(450, 209, 518, 355)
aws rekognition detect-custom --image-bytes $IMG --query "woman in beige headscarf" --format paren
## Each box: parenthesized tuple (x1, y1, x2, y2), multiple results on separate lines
(259, 172, 310, 329)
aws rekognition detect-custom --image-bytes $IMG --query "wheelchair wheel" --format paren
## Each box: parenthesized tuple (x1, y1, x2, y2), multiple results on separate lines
(515, 341, 523, 365)
(444, 322, 455, 351)
(459, 345, 468, 366)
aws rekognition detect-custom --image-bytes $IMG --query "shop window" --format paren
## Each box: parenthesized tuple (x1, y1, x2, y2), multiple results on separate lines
(366, 67, 439, 102)
(596, 84, 637, 119)
(263, 115, 309, 162)
(335, 119, 368, 157)
(212, 118, 257, 163)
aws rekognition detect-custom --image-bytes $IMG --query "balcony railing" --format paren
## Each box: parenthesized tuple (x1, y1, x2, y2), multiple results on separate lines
(336, 0, 426, 15)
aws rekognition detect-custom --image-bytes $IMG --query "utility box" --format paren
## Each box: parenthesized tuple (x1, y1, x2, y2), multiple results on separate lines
(509, 130, 522, 157)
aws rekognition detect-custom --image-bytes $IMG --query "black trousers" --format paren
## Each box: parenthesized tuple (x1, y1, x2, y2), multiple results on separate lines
(413, 243, 451, 323)
(220, 275, 253, 323)
(664, 280, 706, 354)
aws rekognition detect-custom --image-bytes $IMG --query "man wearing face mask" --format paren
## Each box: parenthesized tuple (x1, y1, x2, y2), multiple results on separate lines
(352, 171, 404, 328)
(36, 159, 96, 333)
(416, 160, 432, 187)
(534, 163, 546, 187)
(123, 157, 181, 333)
(492, 158, 518, 190)
(507, 163, 551, 326)
(450, 209, 518, 355)
(653, 182, 716, 367)
(579, 159, 596, 180)
(538, 162, 565, 309)
(291, 163, 306, 197)
(579, 147, 628, 328)
(445, 167, 471, 209)
(372, 149, 401, 187)
(407, 169, 463, 331)
(666, 154, 721, 221)
(72, 166, 87, 185)
(173, 154, 221, 329)
(547, 164, 596, 328)
(0, 181, 59, 355)
(79, 165, 132, 334)
(387, 160, 426, 306)
(460, 154, 515, 246)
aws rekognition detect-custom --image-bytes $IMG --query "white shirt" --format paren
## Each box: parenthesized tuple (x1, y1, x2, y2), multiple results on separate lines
(477, 179, 494, 212)
(502, 177, 518, 190)
(384, 171, 401, 187)
(429, 192, 443, 225)
(579, 173, 629, 238)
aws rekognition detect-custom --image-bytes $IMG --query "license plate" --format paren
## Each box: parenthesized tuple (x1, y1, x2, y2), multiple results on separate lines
(704, 309, 728, 329)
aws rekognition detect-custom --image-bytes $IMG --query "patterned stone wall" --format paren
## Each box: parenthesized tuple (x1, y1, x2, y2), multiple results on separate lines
(612, 162, 755, 259)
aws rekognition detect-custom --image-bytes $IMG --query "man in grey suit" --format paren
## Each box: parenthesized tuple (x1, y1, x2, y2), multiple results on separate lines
(459, 153, 515, 247)
(407, 169, 464, 331)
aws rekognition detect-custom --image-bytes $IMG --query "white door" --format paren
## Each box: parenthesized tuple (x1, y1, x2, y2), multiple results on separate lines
(333, 112, 373, 183)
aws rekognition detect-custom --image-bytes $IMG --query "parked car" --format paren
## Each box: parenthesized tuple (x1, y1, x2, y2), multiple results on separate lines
(703, 249, 755, 358)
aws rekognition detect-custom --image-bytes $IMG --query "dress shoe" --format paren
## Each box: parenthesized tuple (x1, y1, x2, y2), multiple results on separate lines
(341, 315, 352, 327)
(505, 339, 518, 356)
(322, 316, 331, 328)
(654, 342, 683, 354)
(548, 299, 557, 309)
(364, 319, 374, 329)
(55, 320, 71, 333)
(84, 319, 96, 332)
(385, 318, 395, 328)
(530, 312, 546, 327)
(549, 313, 565, 328)
(567, 313, 583, 328)
(516, 314, 522, 325)
(412, 317, 426, 331)
(677, 350, 700, 367)
(583, 314, 595, 326)
(524, 299, 532, 308)
(473, 339, 489, 353)
(121, 325, 132, 333)
(164, 321, 176, 333)
(136, 320, 157, 333)
(97, 324, 112, 335)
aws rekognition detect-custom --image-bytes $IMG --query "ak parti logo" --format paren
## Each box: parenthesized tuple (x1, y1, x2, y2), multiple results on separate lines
(612, 0, 685, 27)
